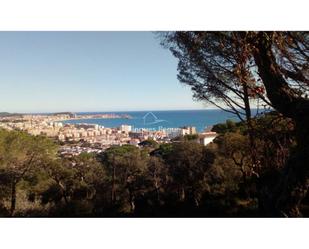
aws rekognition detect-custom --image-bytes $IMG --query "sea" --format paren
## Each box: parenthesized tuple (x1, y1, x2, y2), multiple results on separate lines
(60, 109, 240, 132)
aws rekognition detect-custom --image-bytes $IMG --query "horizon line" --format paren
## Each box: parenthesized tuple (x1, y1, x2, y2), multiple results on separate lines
(2, 108, 226, 115)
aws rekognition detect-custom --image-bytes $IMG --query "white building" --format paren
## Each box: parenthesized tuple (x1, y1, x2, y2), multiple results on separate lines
(120, 124, 132, 133)
(198, 132, 217, 146)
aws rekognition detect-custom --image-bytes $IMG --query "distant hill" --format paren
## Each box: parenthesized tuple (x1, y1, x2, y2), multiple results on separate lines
(51, 112, 76, 117)
(0, 112, 23, 117)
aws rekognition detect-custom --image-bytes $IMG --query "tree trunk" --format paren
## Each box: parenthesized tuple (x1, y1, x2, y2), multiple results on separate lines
(58, 181, 69, 205)
(154, 178, 160, 202)
(10, 181, 17, 216)
(243, 82, 260, 174)
(128, 189, 135, 213)
(111, 165, 116, 204)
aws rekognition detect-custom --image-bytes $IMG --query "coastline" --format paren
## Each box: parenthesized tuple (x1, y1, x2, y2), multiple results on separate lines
(56, 116, 131, 122)
(54, 113, 132, 123)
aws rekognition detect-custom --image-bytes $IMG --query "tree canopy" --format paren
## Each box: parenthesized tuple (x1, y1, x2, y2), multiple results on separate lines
(162, 31, 309, 216)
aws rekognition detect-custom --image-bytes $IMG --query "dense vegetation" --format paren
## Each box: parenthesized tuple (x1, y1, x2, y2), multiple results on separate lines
(162, 31, 309, 216)
(1, 111, 307, 217)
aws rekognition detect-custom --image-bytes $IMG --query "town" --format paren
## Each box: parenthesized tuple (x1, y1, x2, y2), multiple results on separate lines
(0, 112, 217, 157)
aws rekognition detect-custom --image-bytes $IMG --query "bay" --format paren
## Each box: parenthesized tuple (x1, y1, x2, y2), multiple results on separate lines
(61, 109, 240, 132)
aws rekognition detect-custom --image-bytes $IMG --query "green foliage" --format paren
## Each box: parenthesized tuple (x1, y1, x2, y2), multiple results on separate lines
(169, 142, 212, 202)
(138, 139, 159, 148)
(151, 143, 173, 158)
(99, 145, 147, 213)
(211, 119, 245, 134)
(37, 153, 107, 216)
(184, 134, 199, 141)
(0, 129, 58, 215)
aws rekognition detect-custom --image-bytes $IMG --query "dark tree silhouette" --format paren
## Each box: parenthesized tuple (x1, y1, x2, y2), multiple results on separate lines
(162, 31, 309, 216)
(161, 31, 270, 182)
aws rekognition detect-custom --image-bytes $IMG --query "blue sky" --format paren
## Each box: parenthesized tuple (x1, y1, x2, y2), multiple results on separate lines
(0, 32, 204, 113)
